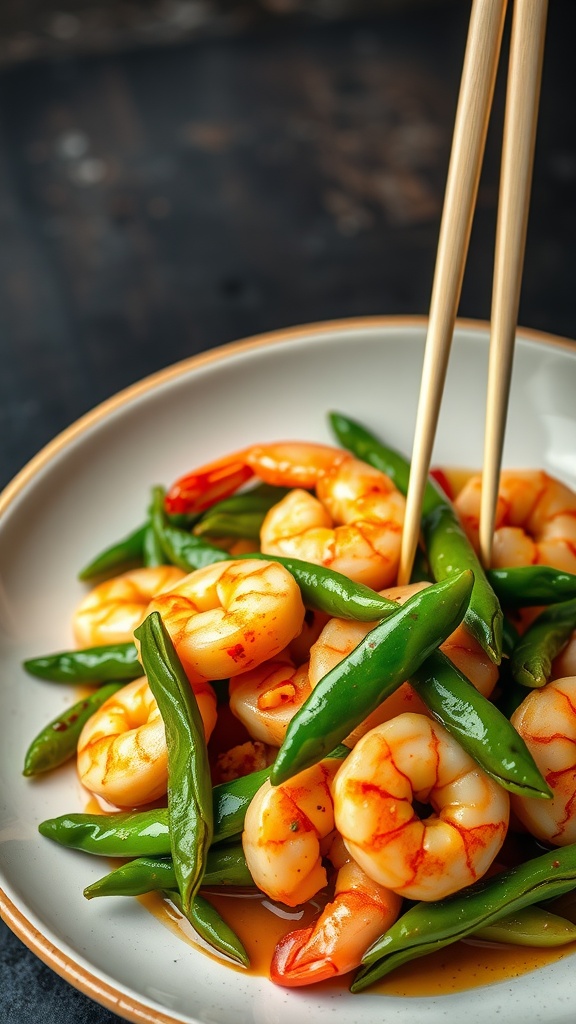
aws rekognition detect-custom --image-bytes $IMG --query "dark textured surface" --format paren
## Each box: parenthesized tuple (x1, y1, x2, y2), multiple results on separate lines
(1, 2, 575, 1022)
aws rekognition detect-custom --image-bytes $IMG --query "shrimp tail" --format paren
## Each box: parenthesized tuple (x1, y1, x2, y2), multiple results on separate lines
(271, 926, 337, 987)
(165, 442, 348, 514)
(165, 453, 255, 514)
(270, 868, 402, 987)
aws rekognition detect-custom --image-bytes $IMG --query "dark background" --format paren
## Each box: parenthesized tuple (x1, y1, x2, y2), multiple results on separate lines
(1, 2, 575, 1022)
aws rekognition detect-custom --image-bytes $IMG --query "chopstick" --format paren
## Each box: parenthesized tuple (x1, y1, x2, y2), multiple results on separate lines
(397, 0, 508, 585)
(478, 0, 548, 566)
(398, 0, 547, 584)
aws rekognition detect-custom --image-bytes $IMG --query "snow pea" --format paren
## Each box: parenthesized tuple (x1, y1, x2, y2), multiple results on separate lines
(410, 650, 550, 799)
(141, 520, 166, 567)
(150, 486, 229, 570)
(38, 808, 173, 857)
(84, 844, 253, 899)
(353, 842, 576, 991)
(511, 597, 576, 688)
(38, 769, 271, 857)
(78, 522, 149, 580)
(23, 682, 124, 777)
(244, 553, 414, 621)
(487, 565, 576, 606)
(329, 411, 503, 663)
(135, 611, 213, 914)
(170, 891, 249, 966)
(38, 748, 350, 856)
(195, 483, 290, 539)
(23, 642, 142, 684)
(78, 496, 200, 580)
(473, 905, 576, 947)
(271, 570, 474, 784)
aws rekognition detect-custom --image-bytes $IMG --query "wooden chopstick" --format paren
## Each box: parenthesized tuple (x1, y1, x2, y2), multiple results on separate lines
(397, 0, 508, 585)
(398, 0, 547, 585)
(479, 0, 548, 566)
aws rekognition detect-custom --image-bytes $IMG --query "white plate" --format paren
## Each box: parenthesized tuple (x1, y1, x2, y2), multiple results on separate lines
(2, 316, 576, 1024)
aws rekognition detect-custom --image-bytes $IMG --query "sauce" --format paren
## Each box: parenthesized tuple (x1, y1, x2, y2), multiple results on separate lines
(138, 884, 576, 996)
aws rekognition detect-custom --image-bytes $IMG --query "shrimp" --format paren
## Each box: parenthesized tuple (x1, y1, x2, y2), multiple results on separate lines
(510, 676, 576, 846)
(72, 565, 186, 646)
(242, 757, 401, 984)
(144, 558, 306, 685)
(454, 470, 576, 572)
(212, 739, 276, 784)
(165, 442, 351, 514)
(308, 582, 499, 746)
(228, 653, 312, 747)
(332, 713, 509, 901)
(230, 581, 498, 753)
(242, 759, 341, 907)
(76, 675, 217, 807)
(228, 610, 331, 748)
(166, 443, 406, 590)
(270, 837, 401, 987)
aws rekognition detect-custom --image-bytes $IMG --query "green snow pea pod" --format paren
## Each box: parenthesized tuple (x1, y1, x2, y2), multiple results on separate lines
(511, 597, 576, 688)
(150, 485, 229, 570)
(23, 682, 124, 777)
(38, 808, 172, 857)
(23, 642, 142, 684)
(353, 842, 576, 991)
(39, 747, 349, 856)
(83, 843, 253, 899)
(473, 905, 576, 946)
(242, 553, 412, 621)
(329, 411, 503, 663)
(142, 520, 166, 567)
(78, 523, 149, 580)
(135, 611, 213, 914)
(195, 484, 290, 539)
(271, 570, 474, 784)
(410, 650, 550, 799)
(487, 566, 576, 606)
(169, 891, 249, 966)
(39, 769, 271, 857)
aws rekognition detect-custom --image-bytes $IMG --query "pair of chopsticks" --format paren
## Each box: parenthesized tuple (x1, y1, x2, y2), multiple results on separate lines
(398, 0, 548, 585)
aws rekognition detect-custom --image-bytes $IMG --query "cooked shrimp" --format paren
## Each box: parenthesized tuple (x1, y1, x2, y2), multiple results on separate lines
(332, 713, 509, 901)
(242, 758, 341, 907)
(145, 558, 306, 685)
(228, 653, 312, 747)
(308, 582, 499, 745)
(72, 565, 186, 647)
(212, 739, 276, 784)
(166, 443, 406, 590)
(260, 466, 405, 590)
(510, 676, 576, 846)
(228, 610, 330, 748)
(270, 838, 401, 987)
(165, 442, 351, 514)
(76, 675, 217, 807)
(454, 470, 576, 572)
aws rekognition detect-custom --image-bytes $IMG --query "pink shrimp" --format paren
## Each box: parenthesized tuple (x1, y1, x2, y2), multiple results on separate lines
(270, 853, 401, 987)
(166, 442, 406, 590)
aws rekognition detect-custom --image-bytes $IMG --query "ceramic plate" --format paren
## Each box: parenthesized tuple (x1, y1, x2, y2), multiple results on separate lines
(2, 317, 576, 1024)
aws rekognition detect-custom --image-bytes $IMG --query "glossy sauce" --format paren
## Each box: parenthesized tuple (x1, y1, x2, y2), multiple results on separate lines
(139, 884, 576, 996)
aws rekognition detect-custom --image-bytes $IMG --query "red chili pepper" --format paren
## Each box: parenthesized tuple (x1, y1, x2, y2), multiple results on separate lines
(429, 466, 454, 500)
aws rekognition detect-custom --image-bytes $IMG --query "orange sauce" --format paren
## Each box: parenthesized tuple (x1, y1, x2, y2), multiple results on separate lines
(78, 695, 576, 996)
(137, 884, 576, 996)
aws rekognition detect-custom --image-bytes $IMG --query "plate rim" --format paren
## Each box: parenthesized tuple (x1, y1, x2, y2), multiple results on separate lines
(1, 312, 575, 1023)
(2, 314, 574, 522)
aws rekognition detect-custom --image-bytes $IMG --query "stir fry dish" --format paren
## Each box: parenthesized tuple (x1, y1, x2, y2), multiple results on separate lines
(22, 411, 576, 991)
